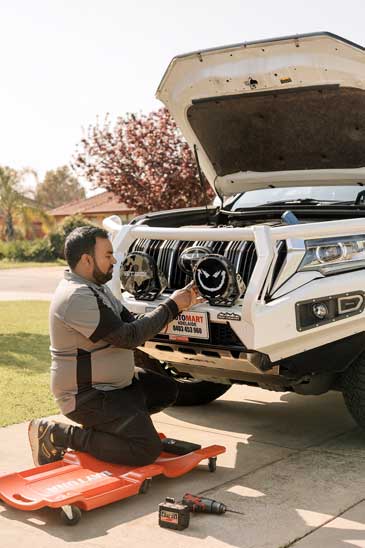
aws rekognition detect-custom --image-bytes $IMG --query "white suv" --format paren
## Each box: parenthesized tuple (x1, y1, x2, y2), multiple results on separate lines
(105, 32, 365, 429)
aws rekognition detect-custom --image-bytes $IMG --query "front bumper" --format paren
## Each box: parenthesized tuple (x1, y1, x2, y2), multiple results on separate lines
(105, 216, 365, 364)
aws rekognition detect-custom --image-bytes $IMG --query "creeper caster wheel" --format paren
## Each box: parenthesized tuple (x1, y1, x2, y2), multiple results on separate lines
(60, 504, 82, 525)
(139, 477, 152, 494)
(208, 457, 217, 473)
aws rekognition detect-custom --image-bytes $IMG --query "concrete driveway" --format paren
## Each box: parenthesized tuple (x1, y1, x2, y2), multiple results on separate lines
(0, 266, 64, 300)
(1, 386, 364, 548)
(1, 266, 365, 546)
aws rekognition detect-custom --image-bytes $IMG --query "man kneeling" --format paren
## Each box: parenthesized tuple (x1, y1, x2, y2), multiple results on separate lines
(28, 226, 204, 466)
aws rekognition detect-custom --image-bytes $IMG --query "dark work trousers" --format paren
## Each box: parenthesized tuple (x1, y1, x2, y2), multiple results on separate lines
(63, 368, 179, 466)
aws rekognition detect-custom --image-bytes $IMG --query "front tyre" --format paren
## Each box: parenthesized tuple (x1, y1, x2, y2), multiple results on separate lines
(172, 377, 231, 406)
(341, 352, 365, 429)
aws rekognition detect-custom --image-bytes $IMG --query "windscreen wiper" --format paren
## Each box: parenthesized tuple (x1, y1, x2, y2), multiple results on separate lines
(260, 198, 340, 206)
(331, 200, 362, 205)
(220, 197, 342, 215)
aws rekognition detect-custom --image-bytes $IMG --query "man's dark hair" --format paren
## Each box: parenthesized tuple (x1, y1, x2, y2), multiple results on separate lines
(64, 226, 109, 270)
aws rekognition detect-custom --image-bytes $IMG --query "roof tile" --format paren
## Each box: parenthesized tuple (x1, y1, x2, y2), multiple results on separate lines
(48, 191, 134, 216)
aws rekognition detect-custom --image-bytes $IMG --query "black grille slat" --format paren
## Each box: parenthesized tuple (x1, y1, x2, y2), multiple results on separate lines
(230, 241, 247, 271)
(244, 242, 257, 285)
(238, 242, 256, 285)
(133, 239, 145, 252)
(167, 240, 187, 288)
(158, 240, 169, 275)
(158, 240, 176, 281)
(226, 241, 236, 263)
(148, 240, 160, 263)
(173, 241, 192, 288)
(212, 240, 228, 255)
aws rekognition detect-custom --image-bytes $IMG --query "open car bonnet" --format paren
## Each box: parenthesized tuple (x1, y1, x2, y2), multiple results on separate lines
(156, 32, 365, 197)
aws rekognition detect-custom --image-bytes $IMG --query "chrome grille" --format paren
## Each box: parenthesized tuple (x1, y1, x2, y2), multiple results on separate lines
(128, 238, 258, 290)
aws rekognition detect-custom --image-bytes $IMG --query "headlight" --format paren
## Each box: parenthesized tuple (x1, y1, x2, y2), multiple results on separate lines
(299, 235, 365, 275)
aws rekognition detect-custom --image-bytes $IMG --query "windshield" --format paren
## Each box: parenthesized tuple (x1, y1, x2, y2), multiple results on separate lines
(230, 186, 363, 210)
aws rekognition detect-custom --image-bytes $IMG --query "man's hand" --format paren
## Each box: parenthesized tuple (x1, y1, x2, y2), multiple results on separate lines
(170, 281, 206, 312)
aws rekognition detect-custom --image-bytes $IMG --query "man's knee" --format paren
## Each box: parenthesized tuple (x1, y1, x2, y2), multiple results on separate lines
(139, 368, 179, 412)
(129, 435, 162, 466)
(107, 430, 162, 466)
(157, 375, 179, 407)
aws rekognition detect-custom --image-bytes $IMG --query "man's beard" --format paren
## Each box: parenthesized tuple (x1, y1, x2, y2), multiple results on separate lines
(92, 259, 113, 285)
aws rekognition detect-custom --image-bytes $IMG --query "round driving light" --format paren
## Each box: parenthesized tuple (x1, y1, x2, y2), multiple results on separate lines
(194, 254, 246, 306)
(312, 302, 329, 319)
(178, 246, 210, 275)
(120, 252, 167, 300)
(315, 244, 344, 263)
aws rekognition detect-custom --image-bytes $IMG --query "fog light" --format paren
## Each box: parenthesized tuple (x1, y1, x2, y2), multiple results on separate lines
(193, 254, 245, 306)
(120, 251, 167, 300)
(312, 302, 329, 319)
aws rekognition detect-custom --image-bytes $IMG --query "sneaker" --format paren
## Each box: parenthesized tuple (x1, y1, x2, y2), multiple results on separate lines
(28, 419, 65, 466)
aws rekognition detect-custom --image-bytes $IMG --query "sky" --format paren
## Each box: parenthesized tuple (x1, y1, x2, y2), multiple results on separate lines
(1, 0, 365, 194)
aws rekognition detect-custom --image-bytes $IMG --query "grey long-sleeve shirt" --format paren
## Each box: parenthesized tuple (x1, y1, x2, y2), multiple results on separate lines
(49, 270, 179, 414)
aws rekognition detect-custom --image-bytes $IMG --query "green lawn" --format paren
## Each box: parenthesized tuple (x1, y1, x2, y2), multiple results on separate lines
(0, 301, 58, 427)
(0, 259, 66, 269)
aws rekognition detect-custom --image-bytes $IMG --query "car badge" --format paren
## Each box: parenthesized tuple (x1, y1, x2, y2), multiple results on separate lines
(178, 246, 211, 274)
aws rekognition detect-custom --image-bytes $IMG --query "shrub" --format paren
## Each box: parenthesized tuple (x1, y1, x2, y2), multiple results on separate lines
(48, 231, 64, 259)
(0, 240, 28, 261)
(26, 239, 55, 261)
(0, 215, 96, 262)
(49, 214, 95, 258)
(0, 238, 56, 262)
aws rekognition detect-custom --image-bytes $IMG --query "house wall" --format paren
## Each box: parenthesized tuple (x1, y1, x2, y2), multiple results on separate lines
(0, 218, 46, 240)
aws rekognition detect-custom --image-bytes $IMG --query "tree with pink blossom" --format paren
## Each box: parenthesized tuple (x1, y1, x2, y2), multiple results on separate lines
(73, 108, 213, 215)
